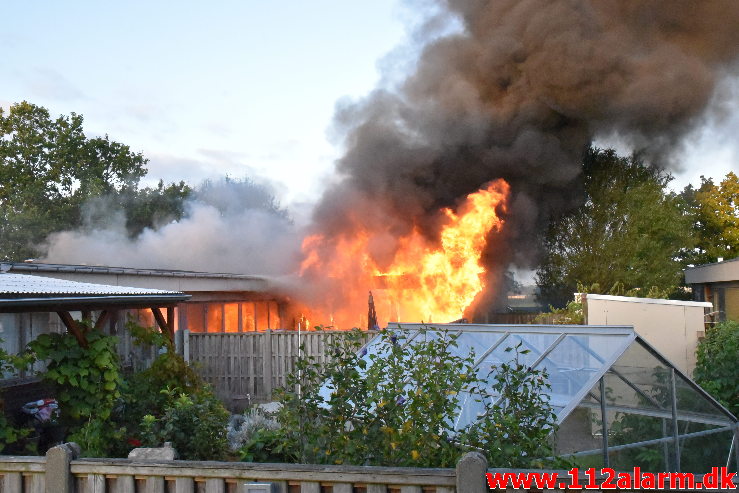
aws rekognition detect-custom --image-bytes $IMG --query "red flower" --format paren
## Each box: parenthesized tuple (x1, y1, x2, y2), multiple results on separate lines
(127, 438, 142, 447)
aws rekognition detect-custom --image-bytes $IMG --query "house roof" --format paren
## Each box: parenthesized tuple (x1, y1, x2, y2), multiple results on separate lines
(2, 261, 266, 281)
(0, 273, 189, 311)
(1, 262, 271, 294)
(684, 257, 739, 284)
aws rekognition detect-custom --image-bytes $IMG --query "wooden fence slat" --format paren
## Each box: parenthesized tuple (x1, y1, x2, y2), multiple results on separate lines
(2, 472, 22, 492)
(205, 477, 226, 493)
(114, 475, 135, 493)
(300, 481, 320, 493)
(333, 483, 353, 493)
(88, 473, 105, 493)
(368, 484, 387, 493)
(27, 473, 45, 493)
(145, 476, 165, 493)
(175, 476, 195, 493)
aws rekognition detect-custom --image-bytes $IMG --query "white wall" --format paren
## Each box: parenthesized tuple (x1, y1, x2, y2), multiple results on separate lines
(584, 294, 711, 376)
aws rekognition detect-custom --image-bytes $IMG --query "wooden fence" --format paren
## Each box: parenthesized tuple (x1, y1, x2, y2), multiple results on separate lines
(0, 444, 466, 493)
(5, 444, 733, 493)
(179, 330, 375, 408)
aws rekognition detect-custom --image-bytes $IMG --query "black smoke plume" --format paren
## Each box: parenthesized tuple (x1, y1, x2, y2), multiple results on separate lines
(304, 0, 739, 316)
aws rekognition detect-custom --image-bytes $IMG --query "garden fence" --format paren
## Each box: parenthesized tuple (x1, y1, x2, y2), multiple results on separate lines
(177, 330, 375, 407)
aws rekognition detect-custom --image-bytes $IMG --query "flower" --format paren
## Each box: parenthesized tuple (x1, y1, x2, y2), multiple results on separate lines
(127, 438, 142, 447)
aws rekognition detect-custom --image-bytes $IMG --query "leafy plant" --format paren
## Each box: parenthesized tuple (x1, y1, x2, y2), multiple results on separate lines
(117, 322, 206, 440)
(139, 390, 230, 460)
(463, 342, 562, 468)
(27, 327, 122, 422)
(0, 341, 33, 453)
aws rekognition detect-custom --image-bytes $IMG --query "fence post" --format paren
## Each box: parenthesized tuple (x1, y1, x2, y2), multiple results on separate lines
(455, 452, 487, 493)
(263, 329, 273, 399)
(183, 329, 190, 363)
(46, 442, 79, 493)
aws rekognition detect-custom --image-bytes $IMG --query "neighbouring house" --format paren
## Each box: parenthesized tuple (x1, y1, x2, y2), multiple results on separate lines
(582, 293, 712, 376)
(3, 262, 298, 333)
(684, 257, 739, 323)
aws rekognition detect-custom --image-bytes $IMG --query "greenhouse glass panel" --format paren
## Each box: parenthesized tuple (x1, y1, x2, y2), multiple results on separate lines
(674, 373, 734, 424)
(455, 331, 507, 361)
(601, 370, 664, 412)
(475, 332, 560, 380)
(454, 392, 490, 430)
(608, 341, 673, 409)
(608, 409, 676, 472)
(677, 421, 735, 473)
(556, 405, 604, 468)
(535, 334, 626, 409)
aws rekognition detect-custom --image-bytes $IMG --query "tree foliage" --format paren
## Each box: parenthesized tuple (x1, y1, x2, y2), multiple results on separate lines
(536, 147, 694, 308)
(0, 101, 191, 261)
(681, 172, 739, 265)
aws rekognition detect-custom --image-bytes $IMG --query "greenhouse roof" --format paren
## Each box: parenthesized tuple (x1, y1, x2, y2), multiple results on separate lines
(377, 323, 737, 472)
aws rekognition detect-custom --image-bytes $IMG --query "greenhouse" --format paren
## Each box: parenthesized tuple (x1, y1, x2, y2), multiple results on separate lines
(362, 323, 738, 473)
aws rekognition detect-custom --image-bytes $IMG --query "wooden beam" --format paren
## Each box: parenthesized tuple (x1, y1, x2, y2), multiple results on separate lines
(151, 307, 174, 344)
(56, 311, 89, 348)
(94, 310, 110, 331)
(166, 306, 175, 338)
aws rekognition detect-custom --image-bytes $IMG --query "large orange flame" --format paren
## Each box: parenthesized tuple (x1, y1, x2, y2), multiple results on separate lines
(300, 179, 509, 329)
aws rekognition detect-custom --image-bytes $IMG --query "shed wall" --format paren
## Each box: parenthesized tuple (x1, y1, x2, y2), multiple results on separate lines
(584, 296, 708, 376)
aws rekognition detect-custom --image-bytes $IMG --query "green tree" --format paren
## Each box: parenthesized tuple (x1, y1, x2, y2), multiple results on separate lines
(536, 147, 694, 308)
(0, 101, 192, 260)
(681, 172, 739, 265)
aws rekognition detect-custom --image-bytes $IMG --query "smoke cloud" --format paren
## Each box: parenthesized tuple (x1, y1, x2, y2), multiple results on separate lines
(305, 0, 739, 314)
(43, 179, 301, 275)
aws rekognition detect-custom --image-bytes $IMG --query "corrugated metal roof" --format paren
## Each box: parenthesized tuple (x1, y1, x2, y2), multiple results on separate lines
(0, 273, 183, 296)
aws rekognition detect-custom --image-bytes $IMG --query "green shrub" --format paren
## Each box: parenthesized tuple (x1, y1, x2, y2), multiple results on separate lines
(694, 320, 739, 415)
(0, 341, 33, 453)
(139, 389, 230, 460)
(27, 328, 122, 422)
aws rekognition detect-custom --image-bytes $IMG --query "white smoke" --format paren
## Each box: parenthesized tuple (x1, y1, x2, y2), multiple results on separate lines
(43, 179, 302, 275)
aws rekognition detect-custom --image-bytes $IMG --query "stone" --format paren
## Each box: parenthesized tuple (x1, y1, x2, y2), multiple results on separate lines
(128, 442, 178, 461)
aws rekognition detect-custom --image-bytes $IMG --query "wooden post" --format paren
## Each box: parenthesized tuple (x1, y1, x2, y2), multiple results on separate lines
(46, 443, 78, 493)
(56, 311, 88, 348)
(183, 329, 190, 363)
(167, 306, 175, 335)
(263, 329, 273, 399)
(456, 451, 487, 493)
(94, 310, 111, 331)
(151, 307, 174, 343)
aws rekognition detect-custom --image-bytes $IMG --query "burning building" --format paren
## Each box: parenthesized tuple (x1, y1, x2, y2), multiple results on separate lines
(3, 262, 294, 333)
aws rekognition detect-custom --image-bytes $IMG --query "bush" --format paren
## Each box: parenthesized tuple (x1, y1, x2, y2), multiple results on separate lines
(27, 328, 122, 423)
(0, 342, 33, 453)
(140, 389, 230, 460)
(694, 320, 739, 415)
(269, 327, 560, 468)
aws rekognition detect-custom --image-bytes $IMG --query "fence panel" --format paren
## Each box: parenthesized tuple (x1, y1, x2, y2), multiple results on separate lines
(184, 330, 374, 406)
